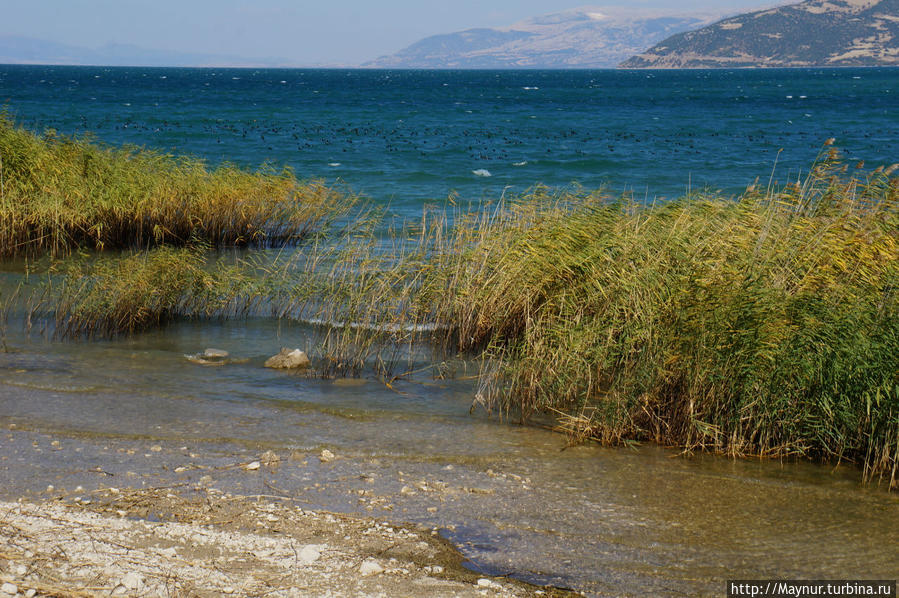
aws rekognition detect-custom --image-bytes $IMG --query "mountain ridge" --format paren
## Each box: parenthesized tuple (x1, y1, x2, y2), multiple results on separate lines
(365, 7, 727, 69)
(620, 0, 899, 68)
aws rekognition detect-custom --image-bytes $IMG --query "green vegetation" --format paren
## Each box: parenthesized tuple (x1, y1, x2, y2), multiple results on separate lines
(2, 119, 896, 487)
(0, 115, 350, 257)
(434, 154, 898, 489)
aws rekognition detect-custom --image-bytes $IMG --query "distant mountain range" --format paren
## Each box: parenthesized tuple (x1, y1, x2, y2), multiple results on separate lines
(364, 7, 725, 69)
(621, 0, 899, 68)
(0, 35, 297, 68)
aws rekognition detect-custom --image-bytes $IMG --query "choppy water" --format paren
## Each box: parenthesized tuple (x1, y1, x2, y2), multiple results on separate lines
(2, 66, 898, 214)
(0, 66, 898, 595)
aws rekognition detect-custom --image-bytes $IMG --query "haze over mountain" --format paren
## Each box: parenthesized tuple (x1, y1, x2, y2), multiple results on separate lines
(621, 0, 899, 67)
(365, 7, 728, 68)
(0, 35, 298, 68)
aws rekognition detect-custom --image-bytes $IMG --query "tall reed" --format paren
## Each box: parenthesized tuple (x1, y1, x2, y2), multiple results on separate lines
(0, 115, 353, 257)
(40, 147, 899, 486)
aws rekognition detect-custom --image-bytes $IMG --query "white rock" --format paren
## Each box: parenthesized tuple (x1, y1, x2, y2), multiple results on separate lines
(122, 571, 144, 590)
(431, 565, 444, 574)
(244, 461, 261, 471)
(319, 449, 335, 463)
(14, 563, 27, 575)
(359, 559, 384, 576)
(477, 578, 494, 588)
(299, 545, 321, 564)
(264, 347, 311, 369)
(1, 582, 17, 596)
(25, 589, 37, 598)
(203, 348, 229, 358)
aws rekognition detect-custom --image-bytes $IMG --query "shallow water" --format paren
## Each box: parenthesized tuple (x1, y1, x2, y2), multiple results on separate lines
(0, 319, 896, 596)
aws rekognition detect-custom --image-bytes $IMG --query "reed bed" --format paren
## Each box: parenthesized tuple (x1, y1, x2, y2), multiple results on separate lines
(432, 151, 899, 486)
(35, 146, 899, 487)
(0, 115, 352, 257)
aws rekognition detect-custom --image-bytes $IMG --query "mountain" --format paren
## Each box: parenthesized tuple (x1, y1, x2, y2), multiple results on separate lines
(0, 35, 297, 67)
(620, 0, 899, 68)
(365, 7, 726, 69)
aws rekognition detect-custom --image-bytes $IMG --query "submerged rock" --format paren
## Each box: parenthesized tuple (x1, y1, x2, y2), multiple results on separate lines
(185, 348, 230, 366)
(264, 348, 311, 369)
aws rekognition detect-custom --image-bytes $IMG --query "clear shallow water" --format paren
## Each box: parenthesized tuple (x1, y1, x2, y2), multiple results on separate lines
(1, 66, 898, 215)
(0, 320, 897, 596)
(1, 66, 898, 595)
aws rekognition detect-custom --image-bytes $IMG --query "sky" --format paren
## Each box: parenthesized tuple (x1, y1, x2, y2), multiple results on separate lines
(2, 0, 784, 66)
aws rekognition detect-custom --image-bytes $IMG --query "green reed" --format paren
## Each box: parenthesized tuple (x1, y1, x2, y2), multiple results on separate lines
(37, 143, 899, 487)
(0, 114, 353, 257)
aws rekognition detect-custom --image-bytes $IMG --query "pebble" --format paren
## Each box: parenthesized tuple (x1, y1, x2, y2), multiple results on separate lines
(359, 559, 384, 576)
(1, 583, 17, 596)
(150, 445, 162, 452)
(244, 461, 261, 471)
(14, 564, 27, 576)
(319, 449, 335, 463)
(299, 544, 321, 564)
(122, 571, 144, 590)
(25, 589, 37, 598)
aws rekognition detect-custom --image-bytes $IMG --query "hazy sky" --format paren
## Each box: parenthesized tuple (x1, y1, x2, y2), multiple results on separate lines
(2, 0, 783, 65)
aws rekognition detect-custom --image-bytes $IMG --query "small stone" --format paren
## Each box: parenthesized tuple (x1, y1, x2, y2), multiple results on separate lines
(45, 485, 54, 492)
(244, 461, 261, 471)
(203, 348, 229, 359)
(260, 450, 280, 466)
(14, 564, 27, 576)
(400, 485, 415, 495)
(264, 347, 311, 369)
(431, 565, 444, 574)
(0, 583, 17, 596)
(121, 571, 144, 590)
(299, 545, 320, 564)
(359, 559, 384, 576)
(74, 485, 84, 492)
(25, 589, 37, 598)
(477, 578, 492, 588)
(319, 449, 335, 463)
(150, 445, 162, 452)
(222, 587, 235, 594)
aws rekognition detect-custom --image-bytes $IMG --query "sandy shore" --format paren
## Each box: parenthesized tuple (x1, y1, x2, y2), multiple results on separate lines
(0, 486, 556, 597)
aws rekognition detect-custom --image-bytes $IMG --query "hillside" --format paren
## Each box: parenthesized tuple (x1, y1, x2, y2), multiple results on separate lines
(621, 0, 899, 68)
(365, 7, 723, 69)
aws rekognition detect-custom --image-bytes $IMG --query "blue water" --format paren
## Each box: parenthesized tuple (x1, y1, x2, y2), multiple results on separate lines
(1, 65, 897, 217)
(1, 65, 899, 595)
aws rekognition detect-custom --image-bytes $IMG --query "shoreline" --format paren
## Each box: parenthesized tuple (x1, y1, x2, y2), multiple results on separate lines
(0, 486, 558, 597)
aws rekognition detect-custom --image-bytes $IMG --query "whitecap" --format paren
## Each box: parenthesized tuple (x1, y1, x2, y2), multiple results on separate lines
(513, 161, 527, 167)
(522, 86, 539, 90)
(328, 162, 341, 167)
(472, 169, 492, 177)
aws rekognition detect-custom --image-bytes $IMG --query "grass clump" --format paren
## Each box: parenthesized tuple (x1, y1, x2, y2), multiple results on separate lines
(0, 114, 351, 257)
(434, 151, 898, 486)
(48, 245, 255, 337)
